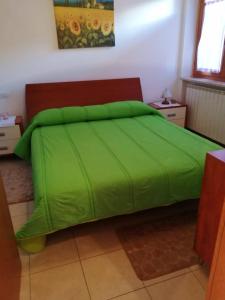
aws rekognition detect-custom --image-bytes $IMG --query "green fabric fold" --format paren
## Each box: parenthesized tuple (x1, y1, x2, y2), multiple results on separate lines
(15, 101, 162, 161)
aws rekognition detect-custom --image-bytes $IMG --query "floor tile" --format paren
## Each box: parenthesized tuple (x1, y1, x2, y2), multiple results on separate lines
(19, 248, 30, 276)
(112, 288, 151, 300)
(30, 230, 79, 274)
(82, 249, 143, 300)
(193, 266, 209, 289)
(143, 268, 190, 287)
(20, 276, 30, 300)
(31, 262, 90, 300)
(189, 264, 201, 272)
(12, 214, 29, 233)
(146, 273, 205, 300)
(9, 201, 33, 218)
(75, 222, 121, 259)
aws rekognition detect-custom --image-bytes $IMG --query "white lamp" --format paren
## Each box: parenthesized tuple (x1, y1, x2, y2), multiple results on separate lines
(161, 88, 172, 105)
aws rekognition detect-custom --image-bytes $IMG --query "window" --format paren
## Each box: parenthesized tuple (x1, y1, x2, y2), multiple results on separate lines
(193, 0, 225, 81)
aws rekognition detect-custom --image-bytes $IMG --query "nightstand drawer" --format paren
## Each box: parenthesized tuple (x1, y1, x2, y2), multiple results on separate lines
(0, 126, 20, 140)
(172, 119, 185, 127)
(160, 107, 186, 120)
(0, 139, 18, 155)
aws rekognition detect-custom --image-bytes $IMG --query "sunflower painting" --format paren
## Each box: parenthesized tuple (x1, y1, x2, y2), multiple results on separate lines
(53, 0, 115, 49)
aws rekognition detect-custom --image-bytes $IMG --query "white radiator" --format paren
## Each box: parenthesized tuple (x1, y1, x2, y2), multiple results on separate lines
(185, 83, 225, 145)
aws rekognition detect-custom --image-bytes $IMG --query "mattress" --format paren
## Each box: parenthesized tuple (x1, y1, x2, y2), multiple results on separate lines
(15, 101, 222, 240)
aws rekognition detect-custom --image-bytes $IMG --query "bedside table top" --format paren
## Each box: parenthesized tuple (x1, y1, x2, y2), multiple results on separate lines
(148, 100, 187, 110)
(208, 150, 225, 163)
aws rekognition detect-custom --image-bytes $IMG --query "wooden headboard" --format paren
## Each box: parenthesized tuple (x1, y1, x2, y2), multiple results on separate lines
(26, 78, 143, 121)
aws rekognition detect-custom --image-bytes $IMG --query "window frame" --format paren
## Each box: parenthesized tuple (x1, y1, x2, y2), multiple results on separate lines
(193, 0, 225, 82)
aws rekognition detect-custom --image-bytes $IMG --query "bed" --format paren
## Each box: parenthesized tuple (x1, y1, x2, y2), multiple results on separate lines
(15, 78, 222, 253)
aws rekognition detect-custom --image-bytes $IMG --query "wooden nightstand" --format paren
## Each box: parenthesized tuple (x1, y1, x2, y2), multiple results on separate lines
(0, 116, 23, 155)
(148, 101, 187, 127)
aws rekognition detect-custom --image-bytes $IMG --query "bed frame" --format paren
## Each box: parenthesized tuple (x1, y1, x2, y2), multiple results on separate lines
(26, 78, 143, 122)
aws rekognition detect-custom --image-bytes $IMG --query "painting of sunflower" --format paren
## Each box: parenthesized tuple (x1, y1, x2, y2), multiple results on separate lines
(53, 0, 115, 49)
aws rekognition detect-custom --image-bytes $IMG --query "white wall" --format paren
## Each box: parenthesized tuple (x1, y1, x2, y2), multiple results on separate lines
(0, 0, 192, 121)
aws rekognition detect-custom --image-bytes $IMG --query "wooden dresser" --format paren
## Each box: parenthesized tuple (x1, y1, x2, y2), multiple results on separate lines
(0, 176, 21, 299)
(206, 197, 225, 300)
(194, 150, 225, 266)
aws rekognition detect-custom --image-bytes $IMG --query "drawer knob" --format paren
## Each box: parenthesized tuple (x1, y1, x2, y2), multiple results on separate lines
(167, 113, 176, 117)
(0, 146, 8, 151)
(0, 132, 6, 137)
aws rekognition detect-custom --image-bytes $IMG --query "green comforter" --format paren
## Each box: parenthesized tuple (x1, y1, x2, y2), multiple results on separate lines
(15, 101, 221, 240)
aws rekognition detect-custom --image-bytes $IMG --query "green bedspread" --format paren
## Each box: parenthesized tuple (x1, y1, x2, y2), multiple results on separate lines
(15, 101, 222, 240)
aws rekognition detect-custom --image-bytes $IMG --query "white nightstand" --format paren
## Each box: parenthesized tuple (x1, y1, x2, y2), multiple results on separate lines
(148, 101, 187, 127)
(0, 116, 23, 155)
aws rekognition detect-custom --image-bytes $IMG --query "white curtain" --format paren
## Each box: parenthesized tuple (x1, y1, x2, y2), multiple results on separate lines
(197, 0, 225, 73)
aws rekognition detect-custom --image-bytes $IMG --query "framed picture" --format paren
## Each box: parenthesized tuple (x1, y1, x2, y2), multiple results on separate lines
(53, 0, 115, 49)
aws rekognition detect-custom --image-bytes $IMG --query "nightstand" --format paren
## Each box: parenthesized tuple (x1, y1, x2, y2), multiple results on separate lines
(0, 116, 23, 155)
(148, 101, 187, 127)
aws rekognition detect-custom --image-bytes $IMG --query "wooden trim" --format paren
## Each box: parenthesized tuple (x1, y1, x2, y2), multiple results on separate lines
(192, 0, 205, 77)
(192, 0, 225, 82)
(206, 197, 225, 300)
(15, 116, 24, 133)
(26, 78, 143, 122)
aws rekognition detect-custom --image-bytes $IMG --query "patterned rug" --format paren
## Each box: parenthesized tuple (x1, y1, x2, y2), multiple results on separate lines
(117, 211, 199, 281)
(0, 157, 33, 204)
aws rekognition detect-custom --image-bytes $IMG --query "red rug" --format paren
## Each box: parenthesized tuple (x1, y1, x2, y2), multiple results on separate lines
(0, 157, 33, 204)
(117, 211, 199, 281)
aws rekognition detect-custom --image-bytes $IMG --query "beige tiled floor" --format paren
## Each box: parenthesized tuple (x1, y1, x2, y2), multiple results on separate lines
(31, 262, 90, 300)
(29, 229, 79, 274)
(82, 249, 143, 300)
(74, 222, 122, 260)
(146, 273, 205, 300)
(192, 266, 209, 290)
(9, 201, 208, 300)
